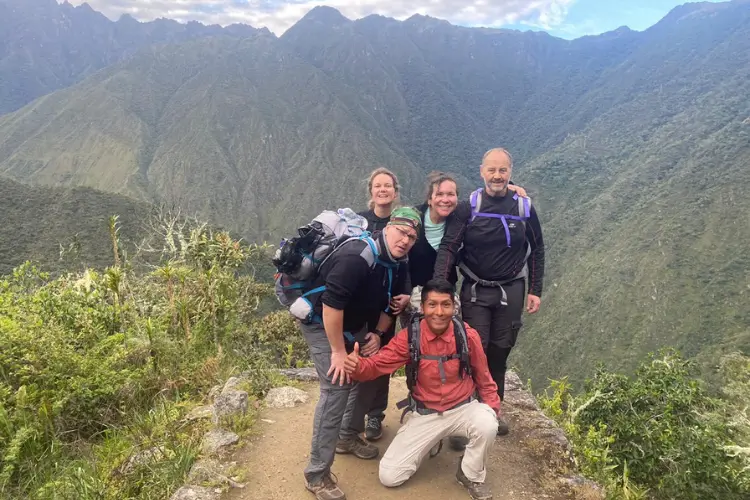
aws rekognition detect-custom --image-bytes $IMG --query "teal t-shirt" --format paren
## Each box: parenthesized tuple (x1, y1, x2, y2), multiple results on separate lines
(424, 208, 445, 251)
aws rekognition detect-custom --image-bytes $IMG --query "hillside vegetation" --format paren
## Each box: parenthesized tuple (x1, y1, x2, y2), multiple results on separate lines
(0, 177, 153, 275)
(512, 1, 750, 387)
(0, 215, 306, 499)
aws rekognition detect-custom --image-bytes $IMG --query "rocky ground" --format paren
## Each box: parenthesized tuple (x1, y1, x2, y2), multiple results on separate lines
(168, 369, 601, 500)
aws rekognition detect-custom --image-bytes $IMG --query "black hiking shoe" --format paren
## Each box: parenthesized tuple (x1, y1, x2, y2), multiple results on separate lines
(305, 472, 346, 500)
(497, 415, 509, 436)
(449, 435, 469, 451)
(365, 417, 383, 441)
(456, 456, 493, 500)
(335, 435, 379, 459)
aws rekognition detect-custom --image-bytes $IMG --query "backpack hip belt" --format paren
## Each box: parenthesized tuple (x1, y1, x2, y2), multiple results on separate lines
(406, 393, 477, 417)
(458, 261, 527, 305)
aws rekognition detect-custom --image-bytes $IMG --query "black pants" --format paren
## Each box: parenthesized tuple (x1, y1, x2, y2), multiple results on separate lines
(366, 328, 395, 421)
(460, 278, 525, 400)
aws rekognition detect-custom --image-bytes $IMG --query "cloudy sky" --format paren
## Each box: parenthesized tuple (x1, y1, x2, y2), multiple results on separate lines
(60, 0, 724, 38)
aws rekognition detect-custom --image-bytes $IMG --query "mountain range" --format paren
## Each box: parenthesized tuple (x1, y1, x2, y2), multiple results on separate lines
(0, 0, 261, 115)
(1, 0, 749, 387)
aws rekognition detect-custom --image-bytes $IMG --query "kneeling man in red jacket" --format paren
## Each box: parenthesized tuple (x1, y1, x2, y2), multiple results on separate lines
(344, 279, 501, 500)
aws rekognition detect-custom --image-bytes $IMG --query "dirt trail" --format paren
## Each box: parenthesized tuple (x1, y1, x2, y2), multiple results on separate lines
(225, 377, 569, 500)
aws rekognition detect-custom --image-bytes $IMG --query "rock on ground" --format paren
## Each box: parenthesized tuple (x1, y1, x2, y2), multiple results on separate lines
(170, 485, 221, 500)
(277, 367, 318, 381)
(118, 446, 166, 474)
(201, 429, 239, 455)
(184, 405, 213, 422)
(212, 390, 248, 424)
(264, 386, 309, 408)
(221, 376, 247, 394)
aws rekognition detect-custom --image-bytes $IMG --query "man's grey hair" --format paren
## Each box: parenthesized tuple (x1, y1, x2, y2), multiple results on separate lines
(481, 148, 513, 168)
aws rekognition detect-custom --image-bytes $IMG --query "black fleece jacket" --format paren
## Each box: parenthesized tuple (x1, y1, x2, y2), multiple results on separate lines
(358, 209, 390, 232)
(407, 203, 458, 287)
(315, 230, 409, 333)
(433, 190, 545, 297)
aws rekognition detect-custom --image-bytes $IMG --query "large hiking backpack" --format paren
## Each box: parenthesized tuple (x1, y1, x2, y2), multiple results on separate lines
(396, 312, 473, 415)
(273, 208, 397, 324)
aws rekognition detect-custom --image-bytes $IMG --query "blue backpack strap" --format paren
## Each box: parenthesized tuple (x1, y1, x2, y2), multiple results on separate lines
(506, 193, 531, 220)
(308, 314, 355, 345)
(360, 235, 397, 313)
(301, 285, 326, 298)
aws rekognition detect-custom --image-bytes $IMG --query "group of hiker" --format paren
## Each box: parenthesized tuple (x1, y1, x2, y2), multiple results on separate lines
(273, 147, 545, 500)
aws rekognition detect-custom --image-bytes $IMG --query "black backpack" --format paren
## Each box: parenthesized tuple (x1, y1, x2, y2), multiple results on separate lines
(397, 312, 472, 415)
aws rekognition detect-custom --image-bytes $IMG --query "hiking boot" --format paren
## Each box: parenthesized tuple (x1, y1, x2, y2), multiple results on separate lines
(456, 457, 493, 500)
(496, 415, 509, 436)
(335, 435, 379, 459)
(449, 435, 469, 451)
(365, 417, 383, 441)
(305, 472, 346, 500)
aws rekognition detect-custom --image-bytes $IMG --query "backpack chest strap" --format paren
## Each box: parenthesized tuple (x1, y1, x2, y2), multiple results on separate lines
(420, 353, 460, 384)
(469, 189, 530, 248)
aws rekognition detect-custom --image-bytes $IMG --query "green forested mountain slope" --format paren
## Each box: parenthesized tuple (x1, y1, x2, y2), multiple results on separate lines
(0, 33, 425, 241)
(0, 177, 152, 274)
(0, 0, 259, 115)
(512, 10, 750, 386)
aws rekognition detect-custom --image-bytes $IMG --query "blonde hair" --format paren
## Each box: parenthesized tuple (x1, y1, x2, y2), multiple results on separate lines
(366, 167, 400, 210)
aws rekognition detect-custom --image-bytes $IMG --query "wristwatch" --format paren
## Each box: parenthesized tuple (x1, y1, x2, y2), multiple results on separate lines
(374, 329, 387, 338)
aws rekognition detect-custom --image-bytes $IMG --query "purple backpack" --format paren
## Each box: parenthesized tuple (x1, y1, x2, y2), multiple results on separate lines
(469, 188, 531, 248)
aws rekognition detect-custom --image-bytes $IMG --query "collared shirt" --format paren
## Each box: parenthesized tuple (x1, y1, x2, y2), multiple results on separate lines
(353, 319, 501, 414)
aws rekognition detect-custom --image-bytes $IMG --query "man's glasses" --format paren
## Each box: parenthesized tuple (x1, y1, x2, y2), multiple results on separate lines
(393, 226, 417, 243)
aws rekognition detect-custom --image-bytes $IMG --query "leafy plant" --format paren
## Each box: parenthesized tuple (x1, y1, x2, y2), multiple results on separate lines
(540, 350, 750, 499)
(0, 215, 303, 499)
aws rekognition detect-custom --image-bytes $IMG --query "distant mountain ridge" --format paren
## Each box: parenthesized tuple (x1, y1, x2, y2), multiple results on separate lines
(0, 0, 261, 114)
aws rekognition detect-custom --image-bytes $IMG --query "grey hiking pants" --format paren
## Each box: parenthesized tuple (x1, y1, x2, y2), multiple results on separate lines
(300, 322, 375, 484)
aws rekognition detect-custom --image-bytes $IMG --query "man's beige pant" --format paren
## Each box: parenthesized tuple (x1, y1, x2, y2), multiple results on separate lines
(379, 400, 498, 487)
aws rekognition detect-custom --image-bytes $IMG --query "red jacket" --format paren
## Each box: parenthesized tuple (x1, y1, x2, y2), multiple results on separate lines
(353, 319, 501, 414)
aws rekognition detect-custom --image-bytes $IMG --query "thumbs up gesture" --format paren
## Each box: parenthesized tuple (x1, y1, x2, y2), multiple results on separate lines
(344, 342, 361, 376)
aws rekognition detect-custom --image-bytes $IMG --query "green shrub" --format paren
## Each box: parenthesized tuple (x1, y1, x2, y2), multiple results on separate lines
(0, 217, 299, 498)
(540, 350, 750, 499)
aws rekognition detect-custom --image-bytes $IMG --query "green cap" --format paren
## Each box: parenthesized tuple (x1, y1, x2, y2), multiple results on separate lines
(388, 206, 422, 231)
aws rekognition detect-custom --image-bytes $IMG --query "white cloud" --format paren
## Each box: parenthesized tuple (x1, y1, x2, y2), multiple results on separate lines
(60, 0, 575, 35)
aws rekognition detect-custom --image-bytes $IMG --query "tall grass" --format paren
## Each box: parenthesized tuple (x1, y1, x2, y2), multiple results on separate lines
(0, 211, 306, 499)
